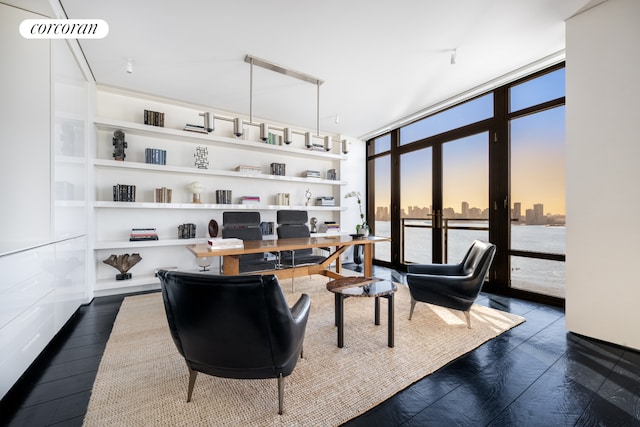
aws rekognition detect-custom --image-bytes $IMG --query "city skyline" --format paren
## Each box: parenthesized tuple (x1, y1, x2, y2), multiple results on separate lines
(376, 200, 565, 225)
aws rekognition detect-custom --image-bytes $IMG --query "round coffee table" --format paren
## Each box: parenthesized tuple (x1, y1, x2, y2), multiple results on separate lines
(326, 277, 397, 348)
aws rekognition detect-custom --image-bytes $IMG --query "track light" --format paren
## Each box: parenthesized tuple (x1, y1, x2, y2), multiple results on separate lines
(233, 118, 243, 137)
(283, 128, 293, 145)
(126, 59, 133, 74)
(341, 139, 349, 154)
(260, 123, 269, 141)
(450, 49, 457, 65)
(324, 136, 332, 152)
(305, 132, 313, 149)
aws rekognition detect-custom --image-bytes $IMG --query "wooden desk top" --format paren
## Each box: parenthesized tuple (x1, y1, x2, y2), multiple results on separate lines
(187, 235, 389, 258)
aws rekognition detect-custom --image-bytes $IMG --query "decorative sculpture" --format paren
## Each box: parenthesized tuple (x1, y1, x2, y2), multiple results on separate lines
(112, 130, 127, 161)
(305, 189, 312, 206)
(103, 253, 142, 280)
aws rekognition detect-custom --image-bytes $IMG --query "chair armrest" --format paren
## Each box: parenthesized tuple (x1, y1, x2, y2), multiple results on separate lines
(407, 263, 462, 275)
(290, 293, 311, 324)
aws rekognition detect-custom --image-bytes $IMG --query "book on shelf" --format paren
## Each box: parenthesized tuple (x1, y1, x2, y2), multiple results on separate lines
(183, 123, 209, 134)
(215, 190, 232, 204)
(270, 162, 286, 176)
(276, 193, 290, 206)
(145, 148, 167, 165)
(304, 170, 321, 178)
(240, 196, 260, 205)
(235, 165, 262, 175)
(327, 169, 337, 180)
(315, 196, 335, 206)
(208, 238, 244, 249)
(178, 223, 196, 239)
(130, 227, 158, 241)
(154, 187, 172, 203)
(318, 221, 341, 233)
(113, 184, 136, 202)
(144, 110, 165, 127)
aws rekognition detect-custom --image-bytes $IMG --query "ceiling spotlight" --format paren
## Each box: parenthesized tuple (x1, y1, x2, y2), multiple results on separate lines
(126, 59, 133, 74)
(450, 49, 457, 65)
(335, 115, 340, 124)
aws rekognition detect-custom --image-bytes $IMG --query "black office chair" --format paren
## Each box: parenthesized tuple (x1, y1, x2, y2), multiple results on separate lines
(157, 270, 311, 415)
(222, 211, 276, 273)
(276, 210, 326, 290)
(406, 240, 496, 328)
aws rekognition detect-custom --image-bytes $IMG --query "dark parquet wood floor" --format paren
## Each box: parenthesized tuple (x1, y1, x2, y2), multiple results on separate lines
(1, 266, 639, 426)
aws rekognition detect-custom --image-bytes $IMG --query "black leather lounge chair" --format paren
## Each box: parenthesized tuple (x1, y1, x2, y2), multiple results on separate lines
(157, 270, 311, 415)
(406, 240, 496, 328)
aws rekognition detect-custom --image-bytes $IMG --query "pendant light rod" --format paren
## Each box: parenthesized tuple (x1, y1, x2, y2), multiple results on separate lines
(244, 54, 324, 86)
(317, 81, 320, 136)
(249, 58, 254, 123)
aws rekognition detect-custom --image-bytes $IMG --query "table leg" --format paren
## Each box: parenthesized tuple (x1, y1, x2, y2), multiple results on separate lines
(363, 243, 373, 277)
(388, 293, 394, 348)
(374, 297, 380, 325)
(337, 294, 344, 348)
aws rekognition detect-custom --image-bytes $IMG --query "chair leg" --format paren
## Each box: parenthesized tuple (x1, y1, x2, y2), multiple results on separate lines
(278, 373, 284, 415)
(187, 368, 198, 402)
(300, 345, 304, 359)
(409, 297, 417, 320)
(290, 252, 296, 293)
(464, 310, 471, 328)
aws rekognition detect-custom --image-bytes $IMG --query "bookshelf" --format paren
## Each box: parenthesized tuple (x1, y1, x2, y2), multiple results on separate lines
(92, 110, 347, 294)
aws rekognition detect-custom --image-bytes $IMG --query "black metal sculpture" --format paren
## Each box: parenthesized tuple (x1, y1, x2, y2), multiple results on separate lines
(112, 130, 127, 161)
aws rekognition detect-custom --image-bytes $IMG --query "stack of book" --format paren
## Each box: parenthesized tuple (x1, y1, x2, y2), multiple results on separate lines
(145, 148, 166, 165)
(183, 123, 208, 134)
(130, 228, 158, 241)
(304, 170, 321, 178)
(270, 162, 286, 176)
(207, 238, 244, 250)
(240, 196, 260, 205)
(144, 110, 164, 127)
(113, 184, 136, 202)
(315, 196, 335, 206)
(235, 165, 262, 175)
(319, 221, 340, 234)
(216, 190, 232, 204)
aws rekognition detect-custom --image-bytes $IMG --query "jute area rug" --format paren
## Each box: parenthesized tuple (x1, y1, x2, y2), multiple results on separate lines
(83, 275, 524, 426)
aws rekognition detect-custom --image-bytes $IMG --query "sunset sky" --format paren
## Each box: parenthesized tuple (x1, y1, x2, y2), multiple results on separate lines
(374, 68, 566, 216)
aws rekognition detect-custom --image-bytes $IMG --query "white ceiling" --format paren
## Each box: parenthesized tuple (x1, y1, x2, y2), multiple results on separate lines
(54, 0, 597, 139)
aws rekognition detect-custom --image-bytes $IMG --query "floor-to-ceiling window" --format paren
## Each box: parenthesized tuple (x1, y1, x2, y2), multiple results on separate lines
(367, 64, 566, 304)
(508, 68, 566, 299)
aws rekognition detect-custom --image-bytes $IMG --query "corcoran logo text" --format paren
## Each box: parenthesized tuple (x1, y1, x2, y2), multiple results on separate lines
(20, 19, 109, 39)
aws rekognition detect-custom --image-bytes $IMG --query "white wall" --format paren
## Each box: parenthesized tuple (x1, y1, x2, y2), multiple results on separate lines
(565, 0, 640, 350)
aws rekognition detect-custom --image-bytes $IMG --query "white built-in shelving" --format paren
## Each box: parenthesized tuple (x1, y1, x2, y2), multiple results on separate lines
(92, 113, 346, 294)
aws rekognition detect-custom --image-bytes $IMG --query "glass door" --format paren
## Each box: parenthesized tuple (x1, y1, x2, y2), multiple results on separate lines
(399, 147, 433, 264)
(441, 132, 489, 263)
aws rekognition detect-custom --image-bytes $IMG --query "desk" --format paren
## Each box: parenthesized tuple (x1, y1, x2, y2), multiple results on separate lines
(186, 235, 389, 280)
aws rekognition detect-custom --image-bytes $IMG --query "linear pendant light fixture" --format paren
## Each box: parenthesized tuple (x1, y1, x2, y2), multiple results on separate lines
(244, 54, 326, 148)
